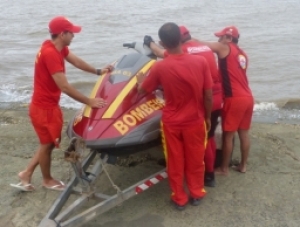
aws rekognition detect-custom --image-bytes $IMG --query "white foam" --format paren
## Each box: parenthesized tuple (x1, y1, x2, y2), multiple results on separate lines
(60, 94, 83, 110)
(0, 84, 81, 109)
(0, 84, 31, 103)
(254, 102, 279, 111)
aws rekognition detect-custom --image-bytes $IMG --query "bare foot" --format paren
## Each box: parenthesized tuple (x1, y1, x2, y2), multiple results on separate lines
(232, 165, 246, 173)
(214, 167, 229, 176)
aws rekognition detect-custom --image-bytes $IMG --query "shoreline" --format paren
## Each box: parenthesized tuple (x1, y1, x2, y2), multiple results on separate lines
(1, 102, 299, 126)
(0, 106, 300, 226)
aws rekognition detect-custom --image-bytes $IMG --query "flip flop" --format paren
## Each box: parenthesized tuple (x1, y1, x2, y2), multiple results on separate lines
(43, 181, 65, 192)
(10, 182, 35, 192)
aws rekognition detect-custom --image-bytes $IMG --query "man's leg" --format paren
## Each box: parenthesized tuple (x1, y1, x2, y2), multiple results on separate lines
(204, 109, 220, 185)
(236, 129, 250, 173)
(234, 97, 253, 173)
(19, 143, 64, 188)
(183, 122, 206, 203)
(18, 148, 40, 190)
(38, 143, 65, 188)
(215, 131, 235, 175)
(161, 124, 187, 207)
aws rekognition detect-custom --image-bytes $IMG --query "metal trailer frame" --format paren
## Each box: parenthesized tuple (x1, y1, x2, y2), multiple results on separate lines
(38, 138, 167, 227)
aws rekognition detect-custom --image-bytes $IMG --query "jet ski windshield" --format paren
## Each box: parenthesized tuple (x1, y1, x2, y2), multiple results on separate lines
(109, 53, 152, 84)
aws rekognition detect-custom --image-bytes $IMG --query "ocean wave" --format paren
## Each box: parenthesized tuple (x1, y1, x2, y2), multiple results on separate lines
(254, 102, 279, 111)
(1, 84, 300, 120)
(0, 84, 82, 110)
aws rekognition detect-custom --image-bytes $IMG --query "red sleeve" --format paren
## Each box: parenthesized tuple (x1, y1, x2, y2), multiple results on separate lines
(43, 50, 65, 75)
(202, 58, 213, 90)
(62, 47, 69, 57)
(141, 63, 161, 93)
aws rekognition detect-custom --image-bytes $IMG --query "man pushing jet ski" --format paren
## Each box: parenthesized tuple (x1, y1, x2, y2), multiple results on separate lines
(137, 22, 213, 210)
(143, 26, 222, 188)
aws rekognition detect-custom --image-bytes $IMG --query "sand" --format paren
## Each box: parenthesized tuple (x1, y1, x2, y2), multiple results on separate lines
(0, 105, 300, 227)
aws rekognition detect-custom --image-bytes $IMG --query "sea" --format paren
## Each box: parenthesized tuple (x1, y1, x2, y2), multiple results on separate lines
(1, 0, 300, 123)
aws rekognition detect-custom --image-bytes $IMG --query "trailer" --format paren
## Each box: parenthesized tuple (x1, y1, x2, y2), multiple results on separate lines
(38, 138, 167, 227)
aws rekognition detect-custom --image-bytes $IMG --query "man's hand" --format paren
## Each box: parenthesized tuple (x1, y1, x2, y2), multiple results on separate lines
(88, 98, 107, 108)
(100, 65, 114, 75)
(205, 118, 211, 133)
(136, 71, 145, 84)
(144, 35, 154, 48)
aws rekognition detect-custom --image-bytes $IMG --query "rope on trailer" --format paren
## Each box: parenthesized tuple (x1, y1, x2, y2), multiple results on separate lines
(99, 156, 124, 201)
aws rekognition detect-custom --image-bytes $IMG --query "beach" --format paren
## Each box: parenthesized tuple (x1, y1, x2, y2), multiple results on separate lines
(0, 105, 299, 227)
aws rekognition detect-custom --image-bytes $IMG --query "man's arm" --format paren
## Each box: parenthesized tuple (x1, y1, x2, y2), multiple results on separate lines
(136, 72, 147, 94)
(191, 38, 229, 58)
(136, 64, 160, 95)
(149, 42, 165, 58)
(52, 72, 106, 108)
(144, 35, 165, 58)
(65, 51, 113, 75)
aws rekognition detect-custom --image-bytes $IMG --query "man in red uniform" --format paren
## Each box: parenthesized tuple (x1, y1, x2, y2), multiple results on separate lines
(137, 22, 212, 210)
(194, 26, 254, 175)
(144, 26, 222, 187)
(10, 16, 113, 191)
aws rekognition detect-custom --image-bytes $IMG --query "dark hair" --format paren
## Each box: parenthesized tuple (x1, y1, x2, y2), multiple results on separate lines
(51, 34, 58, 39)
(51, 31, 69, 40)
(225, 34, 239, 44)
(158, 22, 181, 49)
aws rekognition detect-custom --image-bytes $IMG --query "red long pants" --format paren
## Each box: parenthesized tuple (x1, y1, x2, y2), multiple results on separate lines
(161, 121, 207, 206)
(204, 137, 217, 172)
(205, 109, 221, 172)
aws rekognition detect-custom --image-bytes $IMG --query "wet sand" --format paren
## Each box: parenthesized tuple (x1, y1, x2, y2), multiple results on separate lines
(0, 105, 300, 227)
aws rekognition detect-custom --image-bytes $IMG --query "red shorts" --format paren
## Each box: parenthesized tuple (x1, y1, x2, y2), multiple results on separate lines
(29, 104, 63, 147)
(222, 97, 254, 132)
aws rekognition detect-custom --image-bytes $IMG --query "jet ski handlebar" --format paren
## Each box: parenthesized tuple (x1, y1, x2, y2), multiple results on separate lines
(123, 41, 155, 58)
(123, 42, 136, 49)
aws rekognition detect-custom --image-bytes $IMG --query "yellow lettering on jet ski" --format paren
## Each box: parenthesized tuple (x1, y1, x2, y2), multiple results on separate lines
(113, 98, 164, 135)
(110, 70, 132, 77)
(130, 107, 147, 121)
(113, 121, 129, 135)
(122, 71, 132, 77)
(123, 114, 137, 126)
(147, 100, 161, 110)
(140, 104, 154, 115)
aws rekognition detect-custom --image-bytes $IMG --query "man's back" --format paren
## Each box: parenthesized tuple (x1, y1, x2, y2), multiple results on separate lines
(143, 53, 212, 127)
(181, 40, 222, 110)
(218, 43, 252, 98)
(182, 40, 219, 83)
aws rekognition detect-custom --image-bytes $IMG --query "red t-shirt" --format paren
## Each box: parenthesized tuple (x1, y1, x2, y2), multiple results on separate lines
(141, 53, 212, 128)
(165, 41, 222, 110)
(218, 43, 252, 98)
(31, 40, 69, 108)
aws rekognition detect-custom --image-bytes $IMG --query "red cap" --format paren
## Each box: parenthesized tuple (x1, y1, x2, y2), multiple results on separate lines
(48, 16, 81, 34)
(179, 26, 191, 42)
(214, 26, 239, 39)
(179, 25, 190, 36)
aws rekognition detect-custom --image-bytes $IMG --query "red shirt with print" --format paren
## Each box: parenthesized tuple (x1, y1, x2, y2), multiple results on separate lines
(31, 40, 69, 108)
(165, 41, 222, 111)
(218, 43, 252, 98)
(141, 53, 212, 128)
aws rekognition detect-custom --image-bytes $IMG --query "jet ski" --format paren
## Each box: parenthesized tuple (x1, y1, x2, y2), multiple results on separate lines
(66, 42, 163, 157)
(39, 41, 228, 227)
